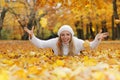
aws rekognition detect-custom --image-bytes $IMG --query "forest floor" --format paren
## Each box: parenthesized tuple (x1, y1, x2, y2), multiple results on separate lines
(0, 40, 120, 80)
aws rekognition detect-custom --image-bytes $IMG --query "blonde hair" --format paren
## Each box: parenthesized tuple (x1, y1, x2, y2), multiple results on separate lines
(57, 36, 75, 56)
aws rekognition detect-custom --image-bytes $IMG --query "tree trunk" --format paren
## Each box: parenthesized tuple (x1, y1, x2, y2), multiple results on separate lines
(0, 7, 8, 39)
(0, 19, 2, 39)
(86, 23, 90, 39)
(112, 15, 115, 40)
(89, 22, 95, 39)
(113, 0, 120, 39)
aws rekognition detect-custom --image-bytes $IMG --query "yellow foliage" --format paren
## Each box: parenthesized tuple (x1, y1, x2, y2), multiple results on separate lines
(0, 54, 3, 59)
(2, 59, 14, 66)
(93, 71, 106, 80)
(0, 41, 120, 80)
(83, 40, 90, 49)
(38, 10, 44, 16)
(115, 73, 120, 80)
(54, 60, 65, 66)
(40, 17, 47, 28)
(13, 69, 27, 79)
(0, 0, 5, 7)
(27, 66, 39, 74)
(52, 67, 71, 78)
(83, 56, 97, 66)
(53, 23, 61, 34)
(0, 69, 9, 80)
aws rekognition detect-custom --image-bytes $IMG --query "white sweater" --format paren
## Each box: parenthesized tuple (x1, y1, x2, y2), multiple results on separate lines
(30, 35, 100, 55)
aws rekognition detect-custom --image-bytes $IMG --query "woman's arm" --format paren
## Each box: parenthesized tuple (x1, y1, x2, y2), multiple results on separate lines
(29, 35, 48, 48)
(24, 26, 56, 48)
(90, 30, 109, 49)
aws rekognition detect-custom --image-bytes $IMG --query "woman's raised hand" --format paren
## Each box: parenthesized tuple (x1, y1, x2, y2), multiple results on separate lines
(24, 26, 34, 39)
(95, 30, 109, 41)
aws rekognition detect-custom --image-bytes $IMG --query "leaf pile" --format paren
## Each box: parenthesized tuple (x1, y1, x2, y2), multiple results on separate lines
(0, 40, 120, 80)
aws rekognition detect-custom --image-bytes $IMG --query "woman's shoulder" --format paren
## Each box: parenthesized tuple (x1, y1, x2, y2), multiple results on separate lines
(73, 36, 80, 40)
(47, 37, 59, 42)
(73, 36, 84, 42)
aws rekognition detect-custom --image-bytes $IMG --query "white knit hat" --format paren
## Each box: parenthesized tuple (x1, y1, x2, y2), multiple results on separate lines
(57, 25, 74, 36)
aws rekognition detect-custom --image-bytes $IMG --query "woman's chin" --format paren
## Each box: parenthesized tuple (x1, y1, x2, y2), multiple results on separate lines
(63, 42, 69, 44)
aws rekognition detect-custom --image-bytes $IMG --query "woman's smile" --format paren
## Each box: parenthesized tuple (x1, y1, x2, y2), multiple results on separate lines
(60, 30, 72, 44)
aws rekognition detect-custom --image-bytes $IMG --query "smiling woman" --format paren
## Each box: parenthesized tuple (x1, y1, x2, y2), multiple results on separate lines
(24, 25, 109, 56)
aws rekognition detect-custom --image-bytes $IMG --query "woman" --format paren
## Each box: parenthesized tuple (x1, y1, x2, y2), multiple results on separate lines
(24, 25, 108, 56)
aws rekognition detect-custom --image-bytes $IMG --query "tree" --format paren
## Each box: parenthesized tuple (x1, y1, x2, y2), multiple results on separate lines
(5, 0, 47, 40)
(113, 0, 120, 40)
(0, 7, 8, 39)
(0, 0, 113, 40)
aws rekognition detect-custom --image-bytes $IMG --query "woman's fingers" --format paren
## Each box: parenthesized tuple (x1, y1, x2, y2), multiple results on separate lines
(102, 32, 109, 37)
(24, 27, 34, 39)
(24, 27, 27, 31)
(100, 32, 109, 40)
(96, 30, 109, 41)
(99, 29, 102, 34)
(24, 27, 30, 34)
(32, 26, 34, 31)
(24, 27, 33, 35)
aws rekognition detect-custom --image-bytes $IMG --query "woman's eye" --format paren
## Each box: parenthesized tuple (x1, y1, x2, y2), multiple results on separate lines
(67, 34, 70, 36)
(61, 34, 65, 36)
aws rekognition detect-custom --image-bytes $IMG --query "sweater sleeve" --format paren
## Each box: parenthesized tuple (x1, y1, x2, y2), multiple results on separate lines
(90, 39, 101, 49)
(29, 35, 56, 48)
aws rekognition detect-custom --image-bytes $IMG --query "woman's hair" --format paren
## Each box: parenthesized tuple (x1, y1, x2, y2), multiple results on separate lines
(57, 35, 75, 56)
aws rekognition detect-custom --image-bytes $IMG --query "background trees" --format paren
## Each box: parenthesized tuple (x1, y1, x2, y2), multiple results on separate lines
(0, 0, 119, 40)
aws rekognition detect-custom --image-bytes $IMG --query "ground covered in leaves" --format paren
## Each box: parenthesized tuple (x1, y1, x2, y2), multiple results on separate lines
(0, 40, 120, 80)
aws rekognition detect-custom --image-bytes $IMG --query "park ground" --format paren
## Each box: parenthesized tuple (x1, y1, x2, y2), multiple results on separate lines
(0, 40, 120, 80)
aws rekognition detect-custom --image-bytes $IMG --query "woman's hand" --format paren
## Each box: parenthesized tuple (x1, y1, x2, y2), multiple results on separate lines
(95, 30, 109, 41)
(24, 26, 34, 39)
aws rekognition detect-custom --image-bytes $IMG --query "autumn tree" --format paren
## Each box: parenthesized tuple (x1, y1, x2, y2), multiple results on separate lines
(0, 0, 113, 40)
(112, 0, 120, 40)
(0, 7, 8, 39)
(1, 0, 47, 40)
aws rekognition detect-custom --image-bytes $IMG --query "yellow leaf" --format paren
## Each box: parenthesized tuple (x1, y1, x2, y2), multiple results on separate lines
(115, 73, 120, 80)
(83, 56, 97, 66)
(55, 60, 65, 66)
(38, 10, 44, 16)
(0, 54, 3, 59)
(93, 71, 106, 80)
(83, 40, 90, 49)
(52, 67, 72, 78)
(28, 66, 39, 74)
(0, 0, 5, 7)
(107, 59, 118, 65)
(0, 69, 9, 80)
(13, 69, 27, 79)
(40, 17, 47, 28)
(2, 59, 14, 66)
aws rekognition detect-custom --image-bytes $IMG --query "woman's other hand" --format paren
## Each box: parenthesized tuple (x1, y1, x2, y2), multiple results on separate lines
(24, 26, 34, 39)
(95, 30, 109, 41)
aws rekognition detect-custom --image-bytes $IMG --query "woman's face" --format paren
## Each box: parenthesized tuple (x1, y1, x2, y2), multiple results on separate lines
(60, 30, 72, 44)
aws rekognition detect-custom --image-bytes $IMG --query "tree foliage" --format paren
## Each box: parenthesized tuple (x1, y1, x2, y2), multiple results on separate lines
(0, 0, 118, 40)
